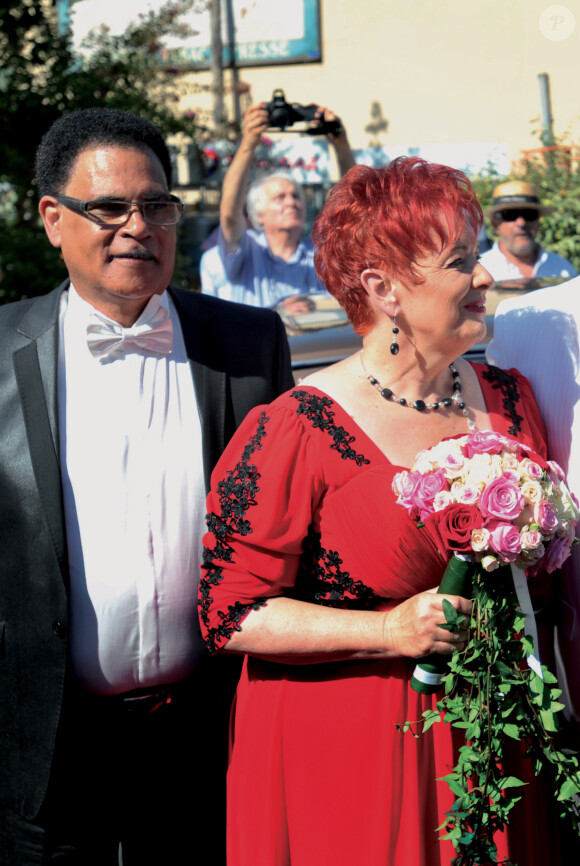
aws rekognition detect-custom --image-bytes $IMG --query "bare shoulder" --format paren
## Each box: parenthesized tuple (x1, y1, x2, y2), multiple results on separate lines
(299, 353, 361, 398)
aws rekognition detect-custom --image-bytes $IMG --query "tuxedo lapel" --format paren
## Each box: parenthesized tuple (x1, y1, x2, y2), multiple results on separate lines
(13, 285, 67, 575)
(170, 288, 227, 491)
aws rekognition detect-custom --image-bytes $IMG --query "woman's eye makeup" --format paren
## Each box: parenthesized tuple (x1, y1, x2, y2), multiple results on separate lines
(447, 250, 480, 270)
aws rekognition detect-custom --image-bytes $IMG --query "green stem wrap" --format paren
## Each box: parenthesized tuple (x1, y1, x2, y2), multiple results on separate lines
(410, 554, 476, 695)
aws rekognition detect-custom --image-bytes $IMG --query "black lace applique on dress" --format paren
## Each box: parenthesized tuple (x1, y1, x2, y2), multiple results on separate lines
(292, 527, 380, 609)
(290, 390, 370, 467)
(200, 411, 269, 654)
(481, 365, 523, 436)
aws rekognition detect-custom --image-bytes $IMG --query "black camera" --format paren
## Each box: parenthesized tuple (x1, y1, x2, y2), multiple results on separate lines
(265, 89, 342, 137)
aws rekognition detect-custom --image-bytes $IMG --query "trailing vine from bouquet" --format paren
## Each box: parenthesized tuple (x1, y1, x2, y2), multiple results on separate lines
(401, 567, 580, 865)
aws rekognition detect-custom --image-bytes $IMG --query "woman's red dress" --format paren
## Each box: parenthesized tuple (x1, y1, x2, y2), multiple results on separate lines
(199, 365, 556, 866)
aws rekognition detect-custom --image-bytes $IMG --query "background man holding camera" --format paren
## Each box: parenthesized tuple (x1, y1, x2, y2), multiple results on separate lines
(479, 180, 576, 282)
(201, 100, 355, 307)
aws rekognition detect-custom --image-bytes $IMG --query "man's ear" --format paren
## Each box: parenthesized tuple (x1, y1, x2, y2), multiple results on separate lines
(38, 196, 63, 249)
(360, 268, 398, 317)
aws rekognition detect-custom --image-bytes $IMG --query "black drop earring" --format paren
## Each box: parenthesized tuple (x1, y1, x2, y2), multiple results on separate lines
(390, 314, 400, 356)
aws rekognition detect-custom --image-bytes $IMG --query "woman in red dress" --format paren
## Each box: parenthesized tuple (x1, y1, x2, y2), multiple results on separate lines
(199, 158, 555, 865)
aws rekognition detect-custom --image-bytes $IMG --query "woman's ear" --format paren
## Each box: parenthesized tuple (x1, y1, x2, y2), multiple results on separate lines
(38, 196, 63, 249)
(360, 268, 398, 317)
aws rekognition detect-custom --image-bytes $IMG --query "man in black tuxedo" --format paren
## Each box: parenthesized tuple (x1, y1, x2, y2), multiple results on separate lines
(0, 108, 294, 865)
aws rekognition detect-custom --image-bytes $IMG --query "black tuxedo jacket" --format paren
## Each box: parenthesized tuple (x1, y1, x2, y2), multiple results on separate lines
(0, 281, 294, 819)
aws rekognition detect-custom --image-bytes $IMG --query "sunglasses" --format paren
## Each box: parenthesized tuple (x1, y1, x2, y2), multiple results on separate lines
(496, 209, 540, 223)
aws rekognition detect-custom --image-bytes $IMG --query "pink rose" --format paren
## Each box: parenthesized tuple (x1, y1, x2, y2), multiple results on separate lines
(454, 483, 481, 506)
(417, 469, 447, 499)
(548, 460, 566, 482)
(440, 450, 466, 478)
(463, 431, 508, 458)
(528, 535, 573, 577)
(486, 519, 522, 562)
(520, 529, 543, 551)
(394, 471, 421, 512)
(534, 500, 559, 534)
(521, 459, 543, 481)
(413, 469, 448, 519)
(479, 477, 525, 521)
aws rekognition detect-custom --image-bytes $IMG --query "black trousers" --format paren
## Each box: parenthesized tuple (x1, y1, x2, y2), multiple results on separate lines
(1, 659, 239, 866)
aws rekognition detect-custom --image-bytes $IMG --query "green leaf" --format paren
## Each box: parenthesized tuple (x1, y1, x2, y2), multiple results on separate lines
(557, 777, 580, 801)
(539, 708, 560, 733)
(502, 723, 521, 740)
(521, 635, 536, 656)
(438, 598, 467, 633)
(497, 776, 527, 790)
(421, 709, 441, 733)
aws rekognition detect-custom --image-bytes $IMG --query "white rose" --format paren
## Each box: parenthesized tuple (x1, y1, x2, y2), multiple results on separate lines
(471, 528, 491, 552)
(501, 453, 521, 475)
(481, 554, 500, 572)
(555, 484, 580, 524)
(413, 450, 436, 475)
(433, 490, 455, 511)
(465, 453, 502, 487)
(521, 481, 543, 506)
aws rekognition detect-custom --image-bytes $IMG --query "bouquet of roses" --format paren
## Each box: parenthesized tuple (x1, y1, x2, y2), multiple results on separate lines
(392, 430, 579, 692)
(393, 430, 580, 863)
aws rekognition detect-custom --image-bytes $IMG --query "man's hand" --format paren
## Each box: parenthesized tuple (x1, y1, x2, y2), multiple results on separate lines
(313, 106, 344, 142)
(314, 106, 355, 176)
(281, 294, 317, 315)
(241, 103, 270, 152)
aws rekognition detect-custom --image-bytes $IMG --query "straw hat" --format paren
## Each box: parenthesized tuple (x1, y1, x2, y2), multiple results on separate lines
(484, 181, 554, 218)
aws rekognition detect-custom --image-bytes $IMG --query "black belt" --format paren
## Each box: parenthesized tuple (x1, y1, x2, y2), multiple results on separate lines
(86, 681, 189, 715)
(118, 688, 173, 714)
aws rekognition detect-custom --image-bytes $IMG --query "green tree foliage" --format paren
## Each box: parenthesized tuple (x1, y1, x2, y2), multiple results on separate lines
(0, 0, 203, 303)
(471, 142, 580, 273)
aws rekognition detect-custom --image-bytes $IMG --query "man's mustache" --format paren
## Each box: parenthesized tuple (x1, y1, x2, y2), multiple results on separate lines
(112, 248, 156, 260)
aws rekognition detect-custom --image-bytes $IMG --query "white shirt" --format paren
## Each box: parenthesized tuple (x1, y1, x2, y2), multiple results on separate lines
(199, 244, 230, 297)
(480, 241, 577, 282)
(487, 276, 580, 717)
(58, 286, 207, 695)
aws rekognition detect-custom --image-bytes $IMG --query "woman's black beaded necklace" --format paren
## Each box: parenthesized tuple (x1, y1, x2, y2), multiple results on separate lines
(359, 350, 476, 430)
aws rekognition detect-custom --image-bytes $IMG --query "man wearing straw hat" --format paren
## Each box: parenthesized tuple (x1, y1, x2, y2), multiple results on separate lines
(480, 180, 576, 281)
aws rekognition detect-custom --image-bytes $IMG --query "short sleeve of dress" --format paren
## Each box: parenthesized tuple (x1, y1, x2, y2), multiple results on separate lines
(476, 363, 548, 459)
(198, 397, 326, 654)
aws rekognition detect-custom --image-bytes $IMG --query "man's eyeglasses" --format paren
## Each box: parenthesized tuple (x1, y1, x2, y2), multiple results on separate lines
(496, 208, 540, 223)
(54, 194, 184, 226)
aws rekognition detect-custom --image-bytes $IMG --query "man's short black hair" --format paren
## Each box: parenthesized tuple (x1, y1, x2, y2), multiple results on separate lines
(34, 108, 172, 197)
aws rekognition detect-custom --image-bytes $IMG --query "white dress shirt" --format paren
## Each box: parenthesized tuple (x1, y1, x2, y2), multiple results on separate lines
(487, 276, 580, 717)
(58, 285, 207, 695)
(480, 241, 577, 282)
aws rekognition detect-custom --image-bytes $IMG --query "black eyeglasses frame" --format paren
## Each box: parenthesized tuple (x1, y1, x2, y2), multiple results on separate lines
(53, 194, 184, 226)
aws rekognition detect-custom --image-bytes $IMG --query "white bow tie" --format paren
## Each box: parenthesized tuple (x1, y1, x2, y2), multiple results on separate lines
(86, 304, 173, 361)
